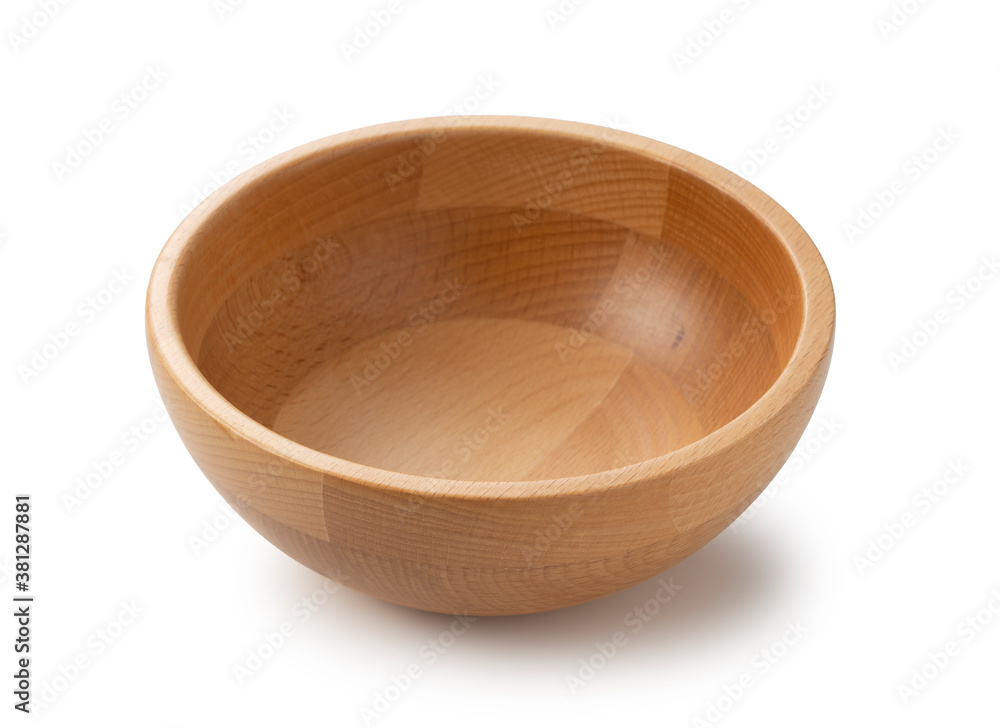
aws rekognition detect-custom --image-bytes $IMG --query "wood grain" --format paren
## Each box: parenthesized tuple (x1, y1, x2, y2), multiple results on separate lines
(146, 116, 835, 615)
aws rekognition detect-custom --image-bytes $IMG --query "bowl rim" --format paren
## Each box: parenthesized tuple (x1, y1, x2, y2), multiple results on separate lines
(146, 115, 836, 501)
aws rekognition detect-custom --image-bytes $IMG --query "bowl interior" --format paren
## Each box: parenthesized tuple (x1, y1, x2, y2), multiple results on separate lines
(172, 124, 804, 482)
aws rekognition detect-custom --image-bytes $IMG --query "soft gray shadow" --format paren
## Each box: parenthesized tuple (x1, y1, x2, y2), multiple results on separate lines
(288, 524, 800, 660)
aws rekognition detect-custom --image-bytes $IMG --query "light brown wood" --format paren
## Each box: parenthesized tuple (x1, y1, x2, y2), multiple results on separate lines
(146, 116, 835, 615)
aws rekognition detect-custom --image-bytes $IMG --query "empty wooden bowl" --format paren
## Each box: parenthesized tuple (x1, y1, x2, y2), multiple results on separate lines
(147, 116, 835, 616)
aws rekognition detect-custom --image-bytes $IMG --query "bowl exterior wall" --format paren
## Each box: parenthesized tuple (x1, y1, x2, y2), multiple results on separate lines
(148, 326, 832, 616)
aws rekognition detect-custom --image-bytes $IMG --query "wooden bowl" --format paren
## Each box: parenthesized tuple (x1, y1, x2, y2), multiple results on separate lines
(147, 117, 835, 616)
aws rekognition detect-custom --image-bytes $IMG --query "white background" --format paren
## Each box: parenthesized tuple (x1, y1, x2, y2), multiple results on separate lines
(3, 0, 999, 725)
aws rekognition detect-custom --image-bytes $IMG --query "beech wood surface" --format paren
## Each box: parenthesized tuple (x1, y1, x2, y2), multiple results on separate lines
(147, 116, 835, 615)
